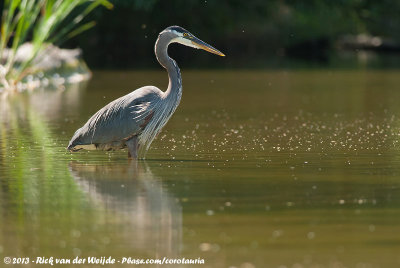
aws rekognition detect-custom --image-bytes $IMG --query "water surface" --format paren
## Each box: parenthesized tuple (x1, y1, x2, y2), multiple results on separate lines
(1, 70, 400, 267)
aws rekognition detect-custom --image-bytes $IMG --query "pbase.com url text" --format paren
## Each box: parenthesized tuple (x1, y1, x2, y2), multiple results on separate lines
(4, 256, 205, 265)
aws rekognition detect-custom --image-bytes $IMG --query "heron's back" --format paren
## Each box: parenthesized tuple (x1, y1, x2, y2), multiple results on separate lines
(68, 86, 163, 150)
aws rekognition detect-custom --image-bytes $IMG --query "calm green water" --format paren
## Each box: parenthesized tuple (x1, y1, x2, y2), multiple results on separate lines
(1, 70, 400, 267)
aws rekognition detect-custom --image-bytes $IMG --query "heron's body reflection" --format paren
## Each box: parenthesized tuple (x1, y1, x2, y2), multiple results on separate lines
(68, 161, 182, 256)
(1, 82, 182, 260)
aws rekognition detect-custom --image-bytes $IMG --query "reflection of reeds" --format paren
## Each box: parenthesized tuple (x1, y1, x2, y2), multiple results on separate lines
(0, 81, 87, 208)
(0, 0, 112, 90)
(0, 86, 86, 208)
(0, 86, 92, 256)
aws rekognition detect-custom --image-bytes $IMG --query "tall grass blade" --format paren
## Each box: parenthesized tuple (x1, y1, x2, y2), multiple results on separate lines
(0, 0, 112, 90)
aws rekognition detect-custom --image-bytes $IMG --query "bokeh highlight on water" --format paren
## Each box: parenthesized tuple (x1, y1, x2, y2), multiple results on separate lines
(1, 70, 400, 267)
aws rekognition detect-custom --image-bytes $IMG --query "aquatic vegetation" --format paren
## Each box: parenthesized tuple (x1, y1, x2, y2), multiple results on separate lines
(0, 0, 112, 91)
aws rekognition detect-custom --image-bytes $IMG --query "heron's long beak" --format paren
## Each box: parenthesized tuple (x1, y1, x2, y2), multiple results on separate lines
(191, 37, 225, 57)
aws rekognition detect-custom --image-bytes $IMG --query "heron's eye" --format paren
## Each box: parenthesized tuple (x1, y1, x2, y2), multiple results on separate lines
(183, 33, 189, 37)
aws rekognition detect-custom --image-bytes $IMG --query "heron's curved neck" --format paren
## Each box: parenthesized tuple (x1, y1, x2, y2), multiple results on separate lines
(155, 35, 182, 99)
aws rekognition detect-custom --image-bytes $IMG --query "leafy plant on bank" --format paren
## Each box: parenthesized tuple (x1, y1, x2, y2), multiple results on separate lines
(0, 0, 112, 90)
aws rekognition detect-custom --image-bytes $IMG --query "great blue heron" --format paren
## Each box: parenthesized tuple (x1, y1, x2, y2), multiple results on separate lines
(67, 26, 224, 158)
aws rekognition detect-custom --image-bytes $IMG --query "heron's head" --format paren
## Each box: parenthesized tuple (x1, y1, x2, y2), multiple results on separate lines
(162, 26, 225, 57)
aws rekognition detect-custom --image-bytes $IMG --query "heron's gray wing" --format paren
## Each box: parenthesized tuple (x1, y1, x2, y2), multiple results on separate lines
(68, 86, 162, 148)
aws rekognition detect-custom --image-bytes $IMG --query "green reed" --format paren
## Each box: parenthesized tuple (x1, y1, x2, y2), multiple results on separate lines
(0, 0, 112, 90)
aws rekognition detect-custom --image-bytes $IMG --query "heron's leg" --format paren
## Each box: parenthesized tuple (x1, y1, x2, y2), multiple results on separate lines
(126, 136, 138, 159)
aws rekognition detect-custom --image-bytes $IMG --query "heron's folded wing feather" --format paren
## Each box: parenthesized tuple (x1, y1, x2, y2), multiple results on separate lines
(70, 86, 161, 146)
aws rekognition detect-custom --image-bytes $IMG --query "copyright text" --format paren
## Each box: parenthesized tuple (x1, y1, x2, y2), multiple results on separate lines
(3, 256, 205, 265)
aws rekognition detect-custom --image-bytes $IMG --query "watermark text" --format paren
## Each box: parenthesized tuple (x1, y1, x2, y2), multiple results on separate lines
(4, 256, 205, 265)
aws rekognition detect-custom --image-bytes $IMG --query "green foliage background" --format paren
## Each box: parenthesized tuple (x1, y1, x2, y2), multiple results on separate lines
(64, 0, 400, 68)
